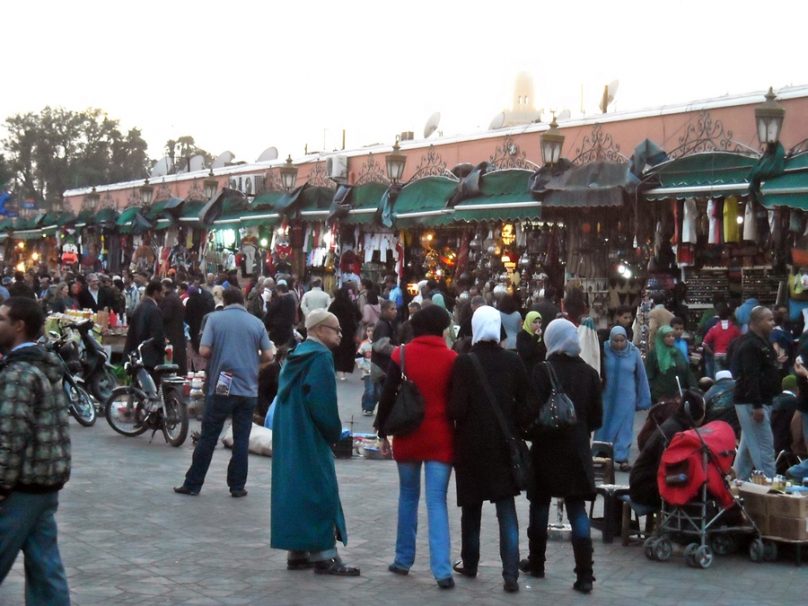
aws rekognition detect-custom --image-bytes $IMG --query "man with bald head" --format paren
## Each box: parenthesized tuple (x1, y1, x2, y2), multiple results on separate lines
(732, 305, 778, 480)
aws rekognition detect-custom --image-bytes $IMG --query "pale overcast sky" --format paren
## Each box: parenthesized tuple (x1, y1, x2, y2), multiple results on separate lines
(3, 0, 806, 168)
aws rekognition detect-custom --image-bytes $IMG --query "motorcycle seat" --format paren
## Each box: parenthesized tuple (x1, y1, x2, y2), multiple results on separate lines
(153, 363, 179, 375)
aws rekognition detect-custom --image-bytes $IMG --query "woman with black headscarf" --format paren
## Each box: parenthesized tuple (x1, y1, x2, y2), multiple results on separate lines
(328, 286, 361, 379)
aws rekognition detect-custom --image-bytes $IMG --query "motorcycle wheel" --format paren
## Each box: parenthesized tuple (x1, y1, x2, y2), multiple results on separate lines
(105, 386, 149, 437)
(91, 367, 118, 403)
(162, 387, 189, 447)
(66, 382, 96, 427)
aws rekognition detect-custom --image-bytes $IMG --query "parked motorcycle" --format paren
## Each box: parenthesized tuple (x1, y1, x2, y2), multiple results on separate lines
(44, 332, 96, 427)
(104, 338, 188, 446)
(61, 319, 118, 403)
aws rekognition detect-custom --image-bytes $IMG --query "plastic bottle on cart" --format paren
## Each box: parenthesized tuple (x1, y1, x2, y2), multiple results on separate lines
(165, 343, 174, 364)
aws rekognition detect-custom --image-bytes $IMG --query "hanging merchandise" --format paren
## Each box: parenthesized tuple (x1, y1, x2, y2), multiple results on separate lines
(743, 200, 757, 242)
(681, 198, 698, 244)
(723, 196, 740, 243)
(707, 199, 721, 245)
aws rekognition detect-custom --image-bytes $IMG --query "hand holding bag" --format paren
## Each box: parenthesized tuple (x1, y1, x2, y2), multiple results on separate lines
(469, 354, 531, 491)
(381, 346, 425, 437)
(536, 361, 578, 430)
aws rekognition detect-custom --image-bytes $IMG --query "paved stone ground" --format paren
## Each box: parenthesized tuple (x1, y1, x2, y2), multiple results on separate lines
(1, 372, 805, 605)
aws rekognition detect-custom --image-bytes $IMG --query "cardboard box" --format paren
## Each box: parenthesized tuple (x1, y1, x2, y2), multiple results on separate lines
(768, 494, 808, 519)
(767, 516, 808, 541)
(739, 488, 770, 516)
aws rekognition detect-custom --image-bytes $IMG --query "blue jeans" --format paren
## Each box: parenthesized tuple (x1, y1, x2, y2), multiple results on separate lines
(393, 461, 452, 581)
(0, 491, 70, 605)
(734, 404, 775, 480)
(460, 497, 519, 581)
(361, 376, 379, 413)
(530, 496, 591, 541)
(183, 394, 257, 492)
(787, 411, 808, 481)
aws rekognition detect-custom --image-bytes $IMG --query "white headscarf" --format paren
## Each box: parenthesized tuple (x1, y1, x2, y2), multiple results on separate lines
(472, 305, 501, 345)
(544, 318, 581, 357)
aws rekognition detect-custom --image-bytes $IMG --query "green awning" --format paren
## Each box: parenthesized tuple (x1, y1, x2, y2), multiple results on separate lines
(95, 207, 119, 226)
(251, 191, 285, 211)
(239, 208, 280, 228)
(75, 209, 96, 227)
(40, 211, 76, 235)
(339, 183, 388, 225)
(144, 197, 183, 221)
(116, 206, 153, 235)
(760, 152, 808, 209)
(273, 185, 334, 220)
(389, 177, 457, 227)
(536, 162, 635, 208)
(642, 152, 758, 200)
(433, 170, 539, 225)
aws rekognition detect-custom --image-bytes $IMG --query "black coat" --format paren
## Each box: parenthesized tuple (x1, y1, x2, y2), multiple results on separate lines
(185, 290, 215, 351)
(629, 415, 689, 508)
(516, 329, 546, 376)
(529, 353, 603, 500)
(449, 342, 533, 506)
(328, 296, 360, 373)
(159, 290, 187, 375)
(124, 298, 165, 369)
(265, 293, 296, 346)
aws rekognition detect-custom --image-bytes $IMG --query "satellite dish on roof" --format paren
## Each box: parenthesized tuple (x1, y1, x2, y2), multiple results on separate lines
(257, 146, 279, 163)
(488, 112, 506, 130)
(557, 109, 572, 121)
(424, 112, 441, 139)
(211, 151, 235, 169)
(150, 156, 173, 178)
(188, 155, 206, 172)
(599, 79, 619, 113)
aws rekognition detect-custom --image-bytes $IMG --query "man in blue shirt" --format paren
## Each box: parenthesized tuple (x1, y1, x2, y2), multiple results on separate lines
(175, 287, 273, 497)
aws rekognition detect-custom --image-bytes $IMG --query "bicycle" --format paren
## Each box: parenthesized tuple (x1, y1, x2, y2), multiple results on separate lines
(104, 338, 188, 446)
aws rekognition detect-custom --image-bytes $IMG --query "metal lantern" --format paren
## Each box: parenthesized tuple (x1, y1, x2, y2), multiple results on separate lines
(540, 116, 565, 166)
(755, 87, 785, 146)
(279, 155, 298, 191)
(85, 187, 100, 209)
(140, 180, 154, 206)
(385, 139, 407, 183)
(203, 169, 218, 200)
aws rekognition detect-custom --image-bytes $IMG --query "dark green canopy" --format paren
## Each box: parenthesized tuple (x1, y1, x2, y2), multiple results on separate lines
(641, 152, 758, 200)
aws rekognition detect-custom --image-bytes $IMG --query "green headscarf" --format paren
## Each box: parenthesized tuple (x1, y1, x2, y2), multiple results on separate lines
(654, 325, 676, 373)
(522, 311, 542, 335)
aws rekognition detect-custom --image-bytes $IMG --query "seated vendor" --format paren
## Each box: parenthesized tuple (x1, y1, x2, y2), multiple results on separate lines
(629, 391, 705, 511)
(703, 370, 740, 439)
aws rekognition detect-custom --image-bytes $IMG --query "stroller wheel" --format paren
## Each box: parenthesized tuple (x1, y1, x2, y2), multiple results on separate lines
(683, 543, 699, 567)
(710, 534, 737, 556)
(694, 545, 714, 569)
(644, 537, 659, 560)
(653, 537, 673, 562)
(749, 538, 765, 563)
(762, 541, 778, 562)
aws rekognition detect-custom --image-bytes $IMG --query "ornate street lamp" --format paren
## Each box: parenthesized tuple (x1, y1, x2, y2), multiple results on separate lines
(755, 87, 785, 148)
(203, 169, 218, 200)
(139, 179, 154, 206)
(540, 116, 565, 166)
(85, 186, 100, 209)
(279, 155, 298, 191)
(385, 138, 407, 183)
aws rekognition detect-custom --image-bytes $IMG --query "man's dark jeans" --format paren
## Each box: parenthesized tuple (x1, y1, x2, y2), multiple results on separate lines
(183, 394, 257, 492)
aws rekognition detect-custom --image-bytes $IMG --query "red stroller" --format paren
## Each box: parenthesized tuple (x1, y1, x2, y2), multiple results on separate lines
(644, 421, 763, 568)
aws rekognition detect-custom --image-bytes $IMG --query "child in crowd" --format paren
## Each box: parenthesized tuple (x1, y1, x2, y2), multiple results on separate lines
(357, 324, 376, 416)
(670, 316, 688, 361)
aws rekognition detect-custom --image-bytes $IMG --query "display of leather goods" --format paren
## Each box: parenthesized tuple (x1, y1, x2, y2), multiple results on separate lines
(536, 361, 578, 430)
(468, 354, 531, 491)
(382, 346, 425, 437)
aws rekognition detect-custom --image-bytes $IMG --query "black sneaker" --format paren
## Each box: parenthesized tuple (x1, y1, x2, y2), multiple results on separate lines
(313, 558, 360, 577)
(173, 485, 199, 496)
(504, 579, 519, 593)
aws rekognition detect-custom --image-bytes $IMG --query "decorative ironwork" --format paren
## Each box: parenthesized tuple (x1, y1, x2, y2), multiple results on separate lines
(306, 160, 331, 187)
(355, 153, 389, 185)
(100, 192, 116, 209)
(154, 183, 173, 202)
(127, 192, 142, 207)
(411, 145, 456, 180)
(572, 124, 626, 164)
(489, 135, 538, 170)
(263, 169, 284, 192)
(186, 180, 207, 202)
(668, 111, 749, 158)
(789, 137, 808, 157)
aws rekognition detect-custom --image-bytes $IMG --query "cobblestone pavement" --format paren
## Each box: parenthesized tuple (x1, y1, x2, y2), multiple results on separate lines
(1, 372, 805, 605)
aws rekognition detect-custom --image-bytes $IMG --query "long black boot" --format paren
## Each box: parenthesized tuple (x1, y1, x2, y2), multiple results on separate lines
(571, 537, 594, 594)
(519, 527, 547, 578)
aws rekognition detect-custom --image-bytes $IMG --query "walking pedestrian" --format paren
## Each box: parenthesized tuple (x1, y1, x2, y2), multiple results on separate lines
(376, 305, 457, 588)
(328, 286, 360, 381)
(174, 287, 273, 497)
(0, 297, 71, 605)
(271, 309, 360, 576)
(300, 278, 331, 318)
(123, 280, 166, 369)
(516, 310, 546, 375)
(159, 278, 187, 375)
(732, 305, 779, 480)
(595, 325, 651, 471)
(645, 325, 696, 403)
(449, 305, 532, 593)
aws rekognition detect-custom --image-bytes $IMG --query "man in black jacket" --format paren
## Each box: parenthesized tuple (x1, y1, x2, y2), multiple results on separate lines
(124, 281, 166, 369)
(731, 306, 779, 480)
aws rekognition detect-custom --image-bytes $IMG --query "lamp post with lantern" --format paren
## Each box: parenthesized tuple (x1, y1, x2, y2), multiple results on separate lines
(279, 155, 298, 192)
(755, 87, 785, 152)
(540, 115, 565, 166)
(385, 138, 407, 184)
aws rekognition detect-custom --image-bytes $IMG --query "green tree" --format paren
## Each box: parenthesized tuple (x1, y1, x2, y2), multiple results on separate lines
(2, 107, 151, 209)
(164, 135, 213, 173)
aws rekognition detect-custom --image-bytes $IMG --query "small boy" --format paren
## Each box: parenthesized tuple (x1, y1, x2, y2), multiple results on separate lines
(670, 316, 689, 361)
(357, 324, 377, 416)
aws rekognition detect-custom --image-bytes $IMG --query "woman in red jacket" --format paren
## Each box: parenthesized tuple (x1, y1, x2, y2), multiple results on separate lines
(377, 305, 457, 589)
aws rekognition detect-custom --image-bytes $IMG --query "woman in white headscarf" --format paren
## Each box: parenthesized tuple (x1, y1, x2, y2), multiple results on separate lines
(448, 306, 532, 593)
(522, 319, 602, 594)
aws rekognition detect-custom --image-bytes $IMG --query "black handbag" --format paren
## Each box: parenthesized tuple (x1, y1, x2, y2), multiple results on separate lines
(382, 346, 425, 437)
(536, 361, 578, 430)
(469, 354, 531, 491)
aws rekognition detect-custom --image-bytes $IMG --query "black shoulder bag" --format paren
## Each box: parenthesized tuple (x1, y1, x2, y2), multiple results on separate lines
(382, 346, 425, 437)
(469, 354, 531, 491)
(536, 361, 578, 430)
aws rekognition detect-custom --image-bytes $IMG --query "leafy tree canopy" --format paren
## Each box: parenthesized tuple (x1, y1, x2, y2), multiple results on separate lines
(164, 135, 213, 173)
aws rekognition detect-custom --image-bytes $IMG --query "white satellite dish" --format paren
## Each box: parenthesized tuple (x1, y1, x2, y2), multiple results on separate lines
(150, 156, 173, 178)
(211, 151, 235, 169)
(188, 155, 206, 172)
(488, 112, 506, 130)
(424, 112, 441, 139)
(257, 146, 279, 163)
(599, 79, 620, 113)
(557, 109, 572, 121)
